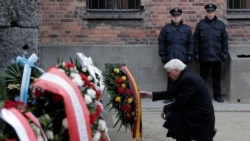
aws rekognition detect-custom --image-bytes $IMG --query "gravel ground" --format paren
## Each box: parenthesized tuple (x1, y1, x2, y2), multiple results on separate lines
(108, 111, 250, 141)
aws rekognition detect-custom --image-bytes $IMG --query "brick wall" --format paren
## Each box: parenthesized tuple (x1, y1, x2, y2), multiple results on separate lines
(38, 0, 250, 46)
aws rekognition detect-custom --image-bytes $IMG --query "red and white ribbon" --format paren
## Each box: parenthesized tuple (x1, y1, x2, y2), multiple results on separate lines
(25, 112, 47, 140)
(0, 108, 37, 141)
(33, 67, 92, 141)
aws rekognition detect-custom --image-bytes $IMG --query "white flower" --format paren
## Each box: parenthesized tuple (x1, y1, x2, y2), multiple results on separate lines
(37, 136, 44, 141)
(72, 77, 84, 87)
(46, 130, 54, 140)
(82, 66, 87, 72)
(84, 94, 92, 104)
(70, 72, 81, 79)
(62, 118, 68, 128)
(88, 75, 93, 81)
(92, 131, 101, 141)
(44, 114, 51, 121)
(31, 123, 40, 135)
(61, 62, 66, 67)
(87, 88, 96, 99)
(98, 119, 107, 131)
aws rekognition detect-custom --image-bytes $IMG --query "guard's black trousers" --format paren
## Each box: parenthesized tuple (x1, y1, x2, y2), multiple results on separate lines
(199, 61, 221, 97)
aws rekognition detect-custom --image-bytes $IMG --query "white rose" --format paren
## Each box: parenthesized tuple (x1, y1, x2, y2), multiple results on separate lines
(37, 136, 44, 141)
(98, 119, 107, 131)
(70, 72, 81, 79)
(92, 131, 101, 141)
(62, 118, 68, 128)
(44, 114, 51, 121)
(84, 94, 92, 104)
(72, 77, 83, 87)
(82, 66, 87, 72)
(87, 89, 96, 99)
(62, 62, 66, 67)
(88, 75, 93, 81)
(46, 130, 54, 140)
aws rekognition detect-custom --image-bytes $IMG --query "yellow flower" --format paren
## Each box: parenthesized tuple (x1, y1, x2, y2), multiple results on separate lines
(114, 68, 120, 74)
(121, 76, 127, 81)
(121, 83, 126, 88)
(115, 96, 121, 102)
(128, 97, 133, 103)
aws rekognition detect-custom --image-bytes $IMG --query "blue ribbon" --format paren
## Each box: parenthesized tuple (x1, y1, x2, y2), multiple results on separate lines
(16, 52, 44, 103)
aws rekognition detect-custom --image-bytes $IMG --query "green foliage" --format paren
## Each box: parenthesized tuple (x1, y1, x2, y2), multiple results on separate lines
(103, 63, 135, 131)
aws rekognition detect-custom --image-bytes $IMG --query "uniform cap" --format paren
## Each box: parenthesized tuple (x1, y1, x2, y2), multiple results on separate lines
(204, 3, 217, 12)
(169, 8, 182, 16)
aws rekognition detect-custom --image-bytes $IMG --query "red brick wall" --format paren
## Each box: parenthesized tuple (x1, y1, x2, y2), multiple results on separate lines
(38, 0, 250, 46)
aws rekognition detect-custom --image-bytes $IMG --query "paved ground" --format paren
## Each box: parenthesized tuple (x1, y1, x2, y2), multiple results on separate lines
(107, 98, 250, 141)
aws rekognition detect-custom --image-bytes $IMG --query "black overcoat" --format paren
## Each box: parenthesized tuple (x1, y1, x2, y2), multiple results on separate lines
(152, 68, 215, 140)
(158, 21, 194, 63)
(194, 16, 228, 62)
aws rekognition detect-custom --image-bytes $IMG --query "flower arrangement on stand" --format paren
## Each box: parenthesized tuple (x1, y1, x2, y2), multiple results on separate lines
(55, 58, 108, 141)
(0, 52, 109, 141)
(0, 53, 46, 141)
(103, 64, 142, 140)
(30, 54, 108, 141)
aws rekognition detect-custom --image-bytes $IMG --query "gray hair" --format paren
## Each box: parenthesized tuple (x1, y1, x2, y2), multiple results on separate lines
(163, 59, 186, 71)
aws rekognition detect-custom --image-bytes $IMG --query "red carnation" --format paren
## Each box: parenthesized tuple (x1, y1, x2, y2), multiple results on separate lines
(96, 104, 102, 115)
(101, 134, 107, 141)
(117, 87, 124, 93)
(33, 89, 43, 98)
(80, 73, 92, 86)
(90, 112, 98, 124)
(65, 62, 75, 68)
(95, 90, 101, 100)
(4, 100, 27, 111)
(125, 112, 131, 120)
(125, 89, 131, 95)
(4, 100, 17, 109)
(121, 104, 132, 111)
(115, 77, 122, 84)
(53, 95, 63, 102)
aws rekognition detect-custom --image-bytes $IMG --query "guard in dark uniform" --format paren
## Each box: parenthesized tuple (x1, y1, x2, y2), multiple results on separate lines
(194, 3, 229, 103)
(158, 7, 194, 103)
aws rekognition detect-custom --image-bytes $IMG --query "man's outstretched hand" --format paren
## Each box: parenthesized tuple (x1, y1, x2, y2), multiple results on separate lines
(139, 91, 153, 98)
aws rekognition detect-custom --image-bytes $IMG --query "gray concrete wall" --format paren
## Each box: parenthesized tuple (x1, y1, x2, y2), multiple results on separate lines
(228, 45, 250, 103)
(39, 45, 229, 100)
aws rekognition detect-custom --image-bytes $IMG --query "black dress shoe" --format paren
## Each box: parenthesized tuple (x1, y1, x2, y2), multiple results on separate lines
(214, 96, 224, 103)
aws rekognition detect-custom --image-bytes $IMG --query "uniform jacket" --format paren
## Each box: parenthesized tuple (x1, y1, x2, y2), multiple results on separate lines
(158, 21, 194, 63)
(194, 16, 228, 62)
(152, 68, 215, 140)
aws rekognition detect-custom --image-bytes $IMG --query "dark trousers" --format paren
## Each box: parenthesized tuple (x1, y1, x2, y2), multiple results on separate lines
(200, 61, 221, 97)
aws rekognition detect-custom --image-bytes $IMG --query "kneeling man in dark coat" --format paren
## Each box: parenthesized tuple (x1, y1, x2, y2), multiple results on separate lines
(140, 59, 216, 141)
